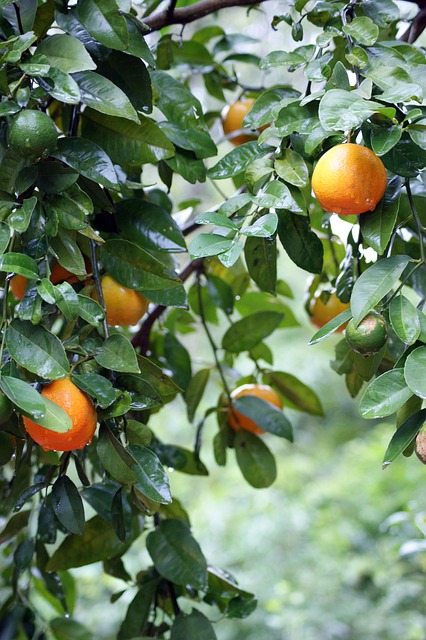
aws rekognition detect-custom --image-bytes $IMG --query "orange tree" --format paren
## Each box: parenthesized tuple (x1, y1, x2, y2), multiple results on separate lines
(1, 0, 426, 637)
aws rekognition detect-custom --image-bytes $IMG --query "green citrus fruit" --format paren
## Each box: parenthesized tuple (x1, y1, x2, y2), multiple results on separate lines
(0, 392, 13, 425)
(8, 110, 58, 158)
(415, 430, 426, 465)
(345, 310, 387, 356)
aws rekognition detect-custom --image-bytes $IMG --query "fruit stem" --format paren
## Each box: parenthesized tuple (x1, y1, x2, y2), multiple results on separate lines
(195, 271, 233, 401)
(405, 179, 425, 264)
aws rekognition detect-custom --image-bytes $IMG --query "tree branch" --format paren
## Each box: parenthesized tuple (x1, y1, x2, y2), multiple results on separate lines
(144, 0, 270, 32)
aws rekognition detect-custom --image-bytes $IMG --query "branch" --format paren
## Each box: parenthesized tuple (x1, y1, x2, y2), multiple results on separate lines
(131, 258, 204, 354)
(400, 0, 426, 42)
(144, 0, 270, 32)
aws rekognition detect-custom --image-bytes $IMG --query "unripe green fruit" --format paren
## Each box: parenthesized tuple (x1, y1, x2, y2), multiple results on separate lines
(345, 310, 387, 356)
(8, 109, 58, 159)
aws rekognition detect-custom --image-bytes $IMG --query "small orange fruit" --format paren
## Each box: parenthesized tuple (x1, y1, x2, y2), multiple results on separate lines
(310, 291, 350, 332)
(311, 143, 387, 216)
(22, 377, 97, 451)
(9, 274, 27, 300)
(228, 383, 283, 435)
(222, 98, 259, 146)
(94, 275, 149, 326)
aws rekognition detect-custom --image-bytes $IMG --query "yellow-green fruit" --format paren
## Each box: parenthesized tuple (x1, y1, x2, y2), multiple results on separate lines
(415, 430, 426, 465)
(0, 392, 13, 425)
(345, 310, 387, 356)
(8, 110, 58, 158)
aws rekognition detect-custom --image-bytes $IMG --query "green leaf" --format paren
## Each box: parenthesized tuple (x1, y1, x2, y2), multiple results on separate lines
(118, 576, 158, 640)
(359, 369, 414, 419)
(35, 34, 96, 72)
(185, 369, 210, 423)
(234, 431, 277, 489)
(72, 373, 117, 409)
(222, 311, 284, 353)
(47, 515, 129, 571)
(44, 67, 81, 104)
(77, 294, 105, 326)
(277, 211, 324, 274)
(274, 149, 309, 187)
(50, 617, 94, 640)
(265, 371, 324, 415)
(241, 213, 278, 237)
(382, 409, 426, 469)
(94, 335, 140, 373)
(0, 375, 45, 420)
(50, 233, 86, 277)
(9, 198, 35, 234)
(359, 176, 400, 254)
(30, 395, 73, 434)
(350, 256, 411, 325)
(0, 252, 38, 279)
(342, 16, 379, 45)
(115, 200, 186, 253)
(128, 444, 172, 504)
(5, 319, 70, 379)
(52, 137, 118, 190)
(147, 518, 208, 588)
(189, 234, 233, 259)
(319, 89, 394, 131)
(97, 424, 137, 485)
(208, 142, 270, 180)
(171, 610, 217, 640)
(51, 476, 85, 536)
(81, 108, 174, 166)
(77, 0, 128, 50)
(251, 181, 302, 211)
(308, 308, 353, 345)
(233, 396, 293, 440)
(404, 346, 426, 398)
(244, 236, 276, 294)
(389, 295, 421, 345)
(73, 71, 139, 122)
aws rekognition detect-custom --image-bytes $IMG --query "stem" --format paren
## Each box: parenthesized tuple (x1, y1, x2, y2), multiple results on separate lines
(90, 240, 109, 338)
(196, 271, 232, 399)
(406, 179, 426, 264)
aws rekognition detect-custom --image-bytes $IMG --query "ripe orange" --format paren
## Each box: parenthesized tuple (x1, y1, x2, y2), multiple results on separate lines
(222, 98, 258, 146)
(309, 291, 350, 332)
(9, 258, 91, 301)
(94, 275, 149, 326)
(228, 383, 283, 435)
(311, 143, 387, 216)
(22, 377, 97, 451)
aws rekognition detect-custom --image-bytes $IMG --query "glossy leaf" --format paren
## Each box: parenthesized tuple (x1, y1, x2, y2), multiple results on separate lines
(146, 518, 208, 588)
(404, 346, 426, 398)
(383, 409, 426, 469)
(234, 431, 277, 488)
(208, 142, 269, 180)
(350, 256, 411, 325)
(94, 335, 139, 373)
(77, 0, 128, 50)
(72, 373, 117, 409)
(233, 396, 293, 440)
(265, 371, 324, 415)
(359, 176, 401, 255)
(244, 236, 277, 294)
(185, 369, 210, 423)
(359, 369, 414, 419)
(128, 444, 172, 504)
(97, 424, 137, 485)
(0, 252, 38, 278)
(0, 375, 45, 420)
(274, 149, 309, 187)
(277, 211, 323, 274)
(73, 71, 139, 122)
(389, 295, 421, 345)
(222, 311, 284, 353)
(50, 617, 94, 640)
(47, 515, 129, 571)
(171, 610, 217, 640)
(51, 476, 85, 536)
(52, 137, 118, 190)
(35, 34, 96, 72)
(6, 319, 70, 379)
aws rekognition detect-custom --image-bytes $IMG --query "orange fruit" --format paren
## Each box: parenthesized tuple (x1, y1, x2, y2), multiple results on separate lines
(228, 383, 283, 435)
(311, 143, 387, 216)
(309, 291, 350, 332)
(22, 377, 97, 451)
(9, 274, 27, 300)
(9, 258, 91, 301)
(94, 274, 149, 326)
(222, 98, 259, 146)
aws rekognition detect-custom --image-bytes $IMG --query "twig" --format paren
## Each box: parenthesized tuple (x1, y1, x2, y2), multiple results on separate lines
(131, 258, 204, 353)
(144, 0, 270, 31)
